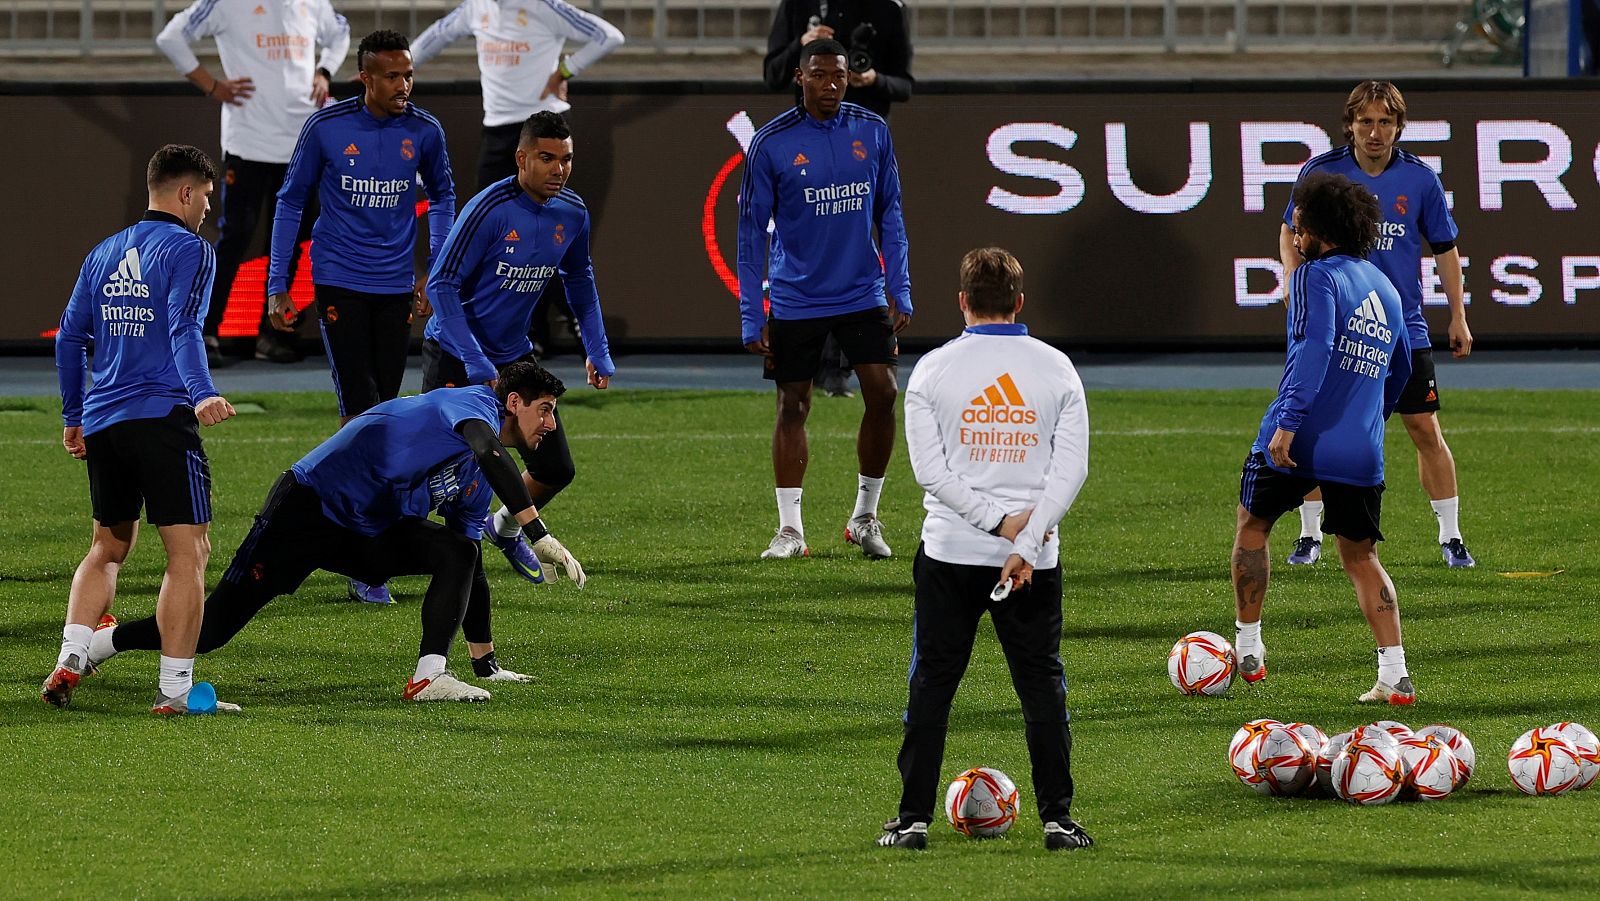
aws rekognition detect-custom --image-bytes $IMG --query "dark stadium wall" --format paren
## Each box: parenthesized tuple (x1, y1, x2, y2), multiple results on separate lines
(4, 79, 1599, 349)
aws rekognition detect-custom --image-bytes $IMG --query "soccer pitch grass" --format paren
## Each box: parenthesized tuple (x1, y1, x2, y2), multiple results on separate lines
(2, 387, 1597, 899)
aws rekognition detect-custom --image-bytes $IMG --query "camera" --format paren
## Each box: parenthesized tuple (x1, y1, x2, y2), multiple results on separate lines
(847, 22, 877, 73)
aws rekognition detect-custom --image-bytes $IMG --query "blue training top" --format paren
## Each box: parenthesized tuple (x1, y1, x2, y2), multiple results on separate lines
(1284, 145, 1458, 347)
(736, 102, 912, 346)
(1253, 252, 1413, 487)
(290, 386, 501, 538)
(56, 211, 219, 435)
(424, 177, 613, 385)
(270, 95, 457, 296)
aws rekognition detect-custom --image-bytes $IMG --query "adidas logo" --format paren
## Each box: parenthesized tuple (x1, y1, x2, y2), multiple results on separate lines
(963, 373, 1037, 424)
(102, 247, 150, 298)
(504, 229, 520, 241)
(792, 152, 810, 166)
(1346, 290, 1394, 343)
(253, 4, 265, 12)
(343, 143, 360, 155)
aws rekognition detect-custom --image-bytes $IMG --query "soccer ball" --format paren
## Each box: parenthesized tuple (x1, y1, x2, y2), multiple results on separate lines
(1314, 729, 1355, 797)
(1397, 734, 1458, 801)
(1253, 726, 1316, 796)
(1369, 719, 1413, 740)
(944, 767, 1019, 837)
(1167, 631, 1235, 696)
(1416, 724, 1477, 788)
(1332, 735, 1404, 805)
(1549, 722, 1599, 790)
(1507, 727, 1583, 796)
(1284, 722, 1329, 763)
(1228, 718, 1283, 792)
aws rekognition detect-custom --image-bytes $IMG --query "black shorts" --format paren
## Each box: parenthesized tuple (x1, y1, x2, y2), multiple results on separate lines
(83, 405, 211, 526)
(316, 283, 414, 418)
(1394, 348, 1441, 415)
(420, 338, 576, 490)
(764, 307, 898, 383)
(1238, 451, 1384, 543)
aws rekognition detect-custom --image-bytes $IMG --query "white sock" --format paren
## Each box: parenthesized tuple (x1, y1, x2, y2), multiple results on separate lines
(58, 623, 93, 667)
(159, 656, 195, 700)
(1298, 501, 1324, 539)
(776, 487, 804, 537)
(414, 654, 447, 683)
(1377, 645, 1409, 684)
(1234, 620, 1263, 661)
(1430, 497, 1461, 543)
(492, 505, 520, 540)
(852, 474, 885, 521)
(88, 626, 118, 667)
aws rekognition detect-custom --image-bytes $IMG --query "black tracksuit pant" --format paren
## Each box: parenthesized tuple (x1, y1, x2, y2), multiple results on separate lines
(206, 154, 315, 340)
(896, 544, 1075, 826)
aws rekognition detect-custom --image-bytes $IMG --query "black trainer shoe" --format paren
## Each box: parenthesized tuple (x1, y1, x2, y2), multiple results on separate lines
(254, 334, 301, 363)
(877, 818, 928, 850)
(1043, 819, 1094, 851)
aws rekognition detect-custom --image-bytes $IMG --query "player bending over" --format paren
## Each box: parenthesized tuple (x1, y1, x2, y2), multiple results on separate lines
(89, 362, 566, 704)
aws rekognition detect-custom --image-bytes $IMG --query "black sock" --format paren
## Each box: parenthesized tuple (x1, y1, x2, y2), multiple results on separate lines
(471, 651, 498, 677)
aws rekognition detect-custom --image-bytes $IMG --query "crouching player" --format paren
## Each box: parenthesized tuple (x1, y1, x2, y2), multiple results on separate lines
(90, 362, 565, 703)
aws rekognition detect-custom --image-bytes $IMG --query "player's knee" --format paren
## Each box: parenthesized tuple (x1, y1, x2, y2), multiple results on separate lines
(533, 459, 576, 492)
(435, 531, 479, 574)
(861, 378, 898, 410)
(777, 393, 811, 422)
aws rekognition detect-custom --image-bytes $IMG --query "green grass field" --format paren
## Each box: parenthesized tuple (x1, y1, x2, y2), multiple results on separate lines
(2, 386, 1597, 899)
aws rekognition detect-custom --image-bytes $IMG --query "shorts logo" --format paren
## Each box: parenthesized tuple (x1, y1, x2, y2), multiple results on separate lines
(852, 140, 867, 161)
(250, 562, 265, 581)
(225, 168, 236, 186)
(1394, 194, 1408, 216)
(343, 143, 360, 156)
(792, 152, 810, 166)
(324, 305, 338, 322)
(553, 223, 565, 246)
(400, 138, 415, 160)
(963, 373, 1038, 425)
(1425, 389, 1437, 402)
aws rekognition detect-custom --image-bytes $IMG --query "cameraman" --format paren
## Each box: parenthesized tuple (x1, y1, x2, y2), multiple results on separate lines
(764, 0, 913, 121)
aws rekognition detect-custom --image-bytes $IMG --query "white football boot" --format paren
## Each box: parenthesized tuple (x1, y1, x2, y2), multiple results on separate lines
(760, 527, 810, 559)
(403, 671, 491, 702)
(845, 514, 893, 559)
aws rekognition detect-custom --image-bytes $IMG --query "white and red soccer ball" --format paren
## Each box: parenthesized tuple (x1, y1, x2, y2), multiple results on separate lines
(1168, 631, 1236, 696)
(1507, 726, 1583, 796)
(1253, 726, 1316, 796)
(1397, 734, 1458, 801)
(1228, 718, 1283, 793)
(944, 767, 1019, 837)
(1548, 722, 1599, 790)
(1332, 734, 1404, 805)
(1416, 723, 1477, 788)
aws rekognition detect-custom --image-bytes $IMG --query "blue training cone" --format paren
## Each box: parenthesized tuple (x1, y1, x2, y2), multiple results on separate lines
(186, 681, 218, 715)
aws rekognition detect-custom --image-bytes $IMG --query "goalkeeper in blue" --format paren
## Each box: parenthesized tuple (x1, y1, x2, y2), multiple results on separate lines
(44, 145, 238, 716)
(423, 110, 613, 588)
(737, 38, 912, 561)
(89, 362, 566, 703)
(1233, 172, 1418, 706)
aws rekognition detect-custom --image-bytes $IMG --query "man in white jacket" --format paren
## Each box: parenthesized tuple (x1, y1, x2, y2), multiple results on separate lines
(878, 247, 1093, 852)
(156, 0, 350, 365)
(411, 0, 623, 191)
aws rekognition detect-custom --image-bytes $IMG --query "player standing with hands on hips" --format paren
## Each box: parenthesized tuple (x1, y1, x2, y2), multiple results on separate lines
(424, 111, 613, 587)
(1235, 172, 1418, 705)
(1278, 81, 1475, 571)
(738, 38, 911, 561)
(45, 145, 238, 715)
(878, 248, 1092, 851)
(155, 0, 350, 366)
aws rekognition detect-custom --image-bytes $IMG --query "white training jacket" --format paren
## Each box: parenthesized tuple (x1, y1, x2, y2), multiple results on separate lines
(156, 0, 350, 164)
(904, 324, 1090, 569)
(411, 0, 624, 126)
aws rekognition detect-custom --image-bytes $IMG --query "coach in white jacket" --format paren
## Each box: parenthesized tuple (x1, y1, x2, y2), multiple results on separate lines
(412, 0, 623, 190)
(157, 0, 350, 363)
(877, 247, 1093, 852)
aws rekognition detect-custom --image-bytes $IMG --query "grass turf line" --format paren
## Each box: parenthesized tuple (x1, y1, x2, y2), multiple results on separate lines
(1, 388, 1597, 898)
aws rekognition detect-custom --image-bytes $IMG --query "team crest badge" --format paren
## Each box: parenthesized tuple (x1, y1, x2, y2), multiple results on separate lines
(401, 138, 415, 160)
(1394, 194, 1408, 215)
(553, 223, 566, 246)
(852, 139, 867, 161)
(324, 305, 338, 323)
